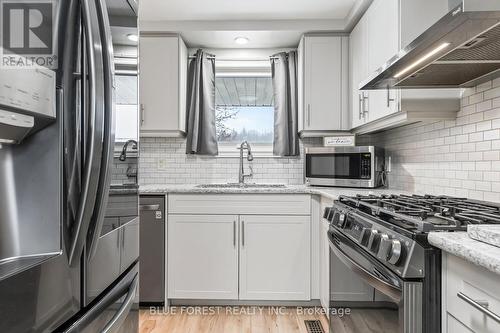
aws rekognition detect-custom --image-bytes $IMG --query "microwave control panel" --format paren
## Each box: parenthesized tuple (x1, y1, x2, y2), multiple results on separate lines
(360, 153, 371, 179)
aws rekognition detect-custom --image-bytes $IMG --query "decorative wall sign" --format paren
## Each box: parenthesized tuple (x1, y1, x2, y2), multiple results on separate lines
(323, 136, 356, 147)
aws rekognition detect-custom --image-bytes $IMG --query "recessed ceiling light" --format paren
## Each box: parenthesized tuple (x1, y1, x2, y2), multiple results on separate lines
(127, 34, 138, 42)
(234, 37, 249, 45)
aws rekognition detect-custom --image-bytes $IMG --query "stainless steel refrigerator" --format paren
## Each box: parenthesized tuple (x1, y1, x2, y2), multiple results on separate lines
(0, 0, 139, 332)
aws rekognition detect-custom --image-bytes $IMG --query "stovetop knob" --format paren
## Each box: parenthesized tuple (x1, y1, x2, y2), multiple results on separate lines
(359, 227, 371, 246)
(337, 213, 346, 228)
(388, 239, 403, 265)
(378, 234, 392, 260)
(367, 230, 381, 252)
(323, 207, 331, 220)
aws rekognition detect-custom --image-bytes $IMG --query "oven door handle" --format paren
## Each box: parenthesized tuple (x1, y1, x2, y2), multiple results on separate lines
(328, 231, 402, 301)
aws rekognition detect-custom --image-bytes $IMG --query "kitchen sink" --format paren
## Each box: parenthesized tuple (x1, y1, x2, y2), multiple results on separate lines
(196, 183, 287, 189)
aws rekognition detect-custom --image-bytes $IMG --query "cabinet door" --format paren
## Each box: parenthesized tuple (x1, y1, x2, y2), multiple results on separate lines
(303, 36, 344, 131)
(167, 214, 239, 299)
(120, 217, 139, 274)
(87, 228, 121, 301)
(365, 0, 400, 122)
(350, 19, 367, 129)
(139, 36, 182, 136)
(239, 215, 310, 301)
(446, 313, 474, 333)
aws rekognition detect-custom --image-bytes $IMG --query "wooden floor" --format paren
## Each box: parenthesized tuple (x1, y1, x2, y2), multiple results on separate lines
(139, 306, 329, 333)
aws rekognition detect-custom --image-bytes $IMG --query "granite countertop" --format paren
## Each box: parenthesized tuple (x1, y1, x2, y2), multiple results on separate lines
(109, 183, 139, 195)
(139, 184, 410, 201)
(428, 232, 500, 275)
(467, 225, 500, 248)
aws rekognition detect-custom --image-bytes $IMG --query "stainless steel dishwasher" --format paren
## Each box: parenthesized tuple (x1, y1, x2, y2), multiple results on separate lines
(139, 196, 165, 306)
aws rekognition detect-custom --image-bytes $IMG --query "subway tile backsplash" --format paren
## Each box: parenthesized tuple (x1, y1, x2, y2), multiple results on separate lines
(139, 138, 320, 185)
(359, 79, 500, 202)
(138, 79, 500, 202)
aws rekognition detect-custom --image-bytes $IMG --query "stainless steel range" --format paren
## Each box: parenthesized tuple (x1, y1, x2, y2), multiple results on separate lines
(324, 194, 500, 333)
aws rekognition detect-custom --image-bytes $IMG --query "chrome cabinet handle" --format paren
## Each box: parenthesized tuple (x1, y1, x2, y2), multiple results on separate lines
(358, 94, 363, 120)
(139, 204, 160, 211)
(241, 220, 245, 246)
(457, 292, 500, 323)
(307, 104, 311, 127)
(69, 0, 105, 267)
(233, 220, 236, 247)
(140, 104, 145, 126)
(362, 92, 369, 118)
(386, 88, 396, 108)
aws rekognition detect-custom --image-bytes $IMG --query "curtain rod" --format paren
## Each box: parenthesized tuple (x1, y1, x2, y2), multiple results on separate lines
(187, 56, 286, 60)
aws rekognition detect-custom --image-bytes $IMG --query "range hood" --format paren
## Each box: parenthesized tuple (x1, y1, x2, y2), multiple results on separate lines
(361, 0, 500, 90)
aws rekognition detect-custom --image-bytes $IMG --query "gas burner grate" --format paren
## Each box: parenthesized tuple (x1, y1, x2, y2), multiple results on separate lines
(340, 194, 500, 232)
(305, 320, 325, 333)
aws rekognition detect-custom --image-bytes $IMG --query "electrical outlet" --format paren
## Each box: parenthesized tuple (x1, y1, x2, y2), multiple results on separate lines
(157, 158, 167, 170)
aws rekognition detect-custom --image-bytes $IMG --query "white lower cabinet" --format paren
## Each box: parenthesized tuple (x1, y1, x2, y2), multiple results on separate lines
(239, 215, 311, 301)
(167, 214, 239, 299)
(167, 194, 312, 301)
(446, 313, 474, 333)
(443, 253, 500, 333)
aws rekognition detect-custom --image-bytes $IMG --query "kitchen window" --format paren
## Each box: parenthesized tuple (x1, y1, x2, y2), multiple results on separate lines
(215, 61, 275, 156)
(115, 74, 139, 142)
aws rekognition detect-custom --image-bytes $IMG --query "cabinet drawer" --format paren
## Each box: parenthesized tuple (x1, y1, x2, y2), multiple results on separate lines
(446, 313, 474, 333)
(445, 254, 500, 333)
(168, 194, 311, 215)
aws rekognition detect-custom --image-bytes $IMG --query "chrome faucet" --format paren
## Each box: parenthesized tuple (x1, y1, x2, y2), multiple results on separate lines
(238, 141, 253, 184)
(119, 139, 138, 161)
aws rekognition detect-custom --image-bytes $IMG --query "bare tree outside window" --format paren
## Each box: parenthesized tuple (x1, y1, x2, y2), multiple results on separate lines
(215, 106, 239, 141)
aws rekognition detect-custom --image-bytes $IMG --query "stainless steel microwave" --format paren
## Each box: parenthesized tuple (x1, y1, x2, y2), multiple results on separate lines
(304, 146, 385, 188)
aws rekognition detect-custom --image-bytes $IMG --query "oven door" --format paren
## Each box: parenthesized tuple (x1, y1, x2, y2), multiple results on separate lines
(328, 228, 423, 333)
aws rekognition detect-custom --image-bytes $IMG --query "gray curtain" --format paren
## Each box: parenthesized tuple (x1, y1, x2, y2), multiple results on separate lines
(270, 51, 299, 157)
(185, 49, 218, 155)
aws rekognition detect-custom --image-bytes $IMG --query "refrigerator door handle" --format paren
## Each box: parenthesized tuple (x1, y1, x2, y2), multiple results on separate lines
(88, 0, 116, 261)
(102, 273, 138, 333)
(57, 269, 138, 333)
(69, 0, 106, 267)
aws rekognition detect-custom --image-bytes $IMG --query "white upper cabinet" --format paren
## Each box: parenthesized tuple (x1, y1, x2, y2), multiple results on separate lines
(350, 0, 461, 134)
(139, 34, 187, 137)
(399, 0, 449, 48)
(365, 0, 400, 123)
(298, 35, 349, 136)
(349, 13, 369, 129)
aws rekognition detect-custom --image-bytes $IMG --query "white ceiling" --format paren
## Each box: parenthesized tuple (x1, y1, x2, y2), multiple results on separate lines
(182, 31, 303, 49)
(216, 77, 274, 107)
(139, 0, 356, 21)
(138, 0, 370, 48)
